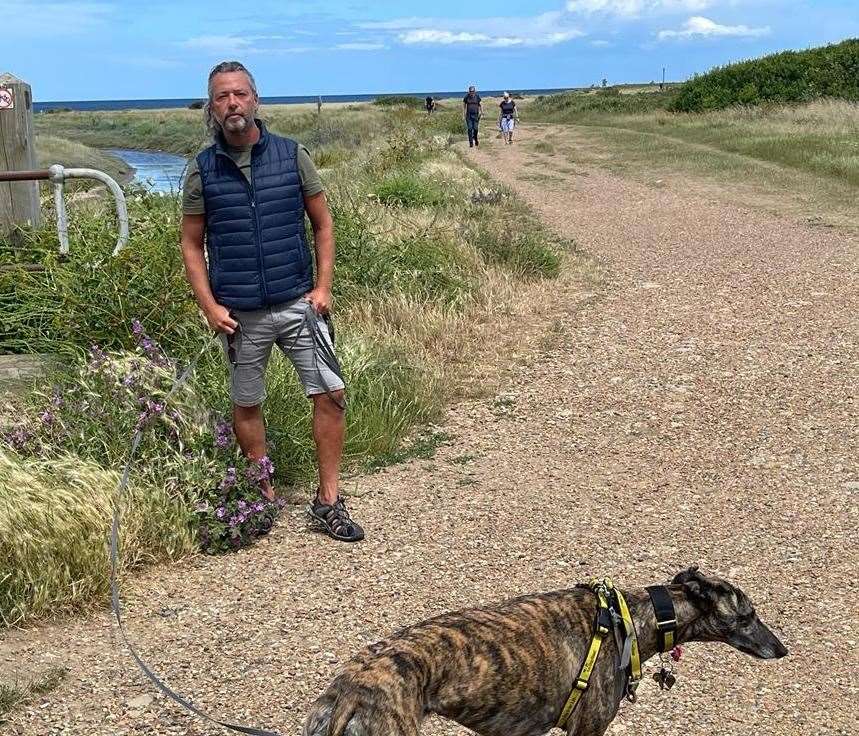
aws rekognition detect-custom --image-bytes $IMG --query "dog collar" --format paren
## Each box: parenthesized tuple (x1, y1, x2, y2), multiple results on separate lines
(645, 585, 678, 652)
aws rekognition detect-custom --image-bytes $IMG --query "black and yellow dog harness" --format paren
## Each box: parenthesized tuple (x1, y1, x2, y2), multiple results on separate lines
(555, 578, 677, 730)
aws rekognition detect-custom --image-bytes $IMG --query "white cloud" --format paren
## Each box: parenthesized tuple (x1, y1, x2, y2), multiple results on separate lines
(591, 39, 613, 46)
(658, 15, 770, 39)
(363, 11, 583, 48)
(400, 30, 491, 45)
(566, 0, 713, 16)
(334, 42, 386, 51)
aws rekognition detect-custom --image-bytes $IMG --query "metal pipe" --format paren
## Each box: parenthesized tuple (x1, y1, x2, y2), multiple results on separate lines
(2, 165, 130, 256)
(52, 181, 69, 255)
(0, 169, 50, 182)
(48, 165, 129, 255)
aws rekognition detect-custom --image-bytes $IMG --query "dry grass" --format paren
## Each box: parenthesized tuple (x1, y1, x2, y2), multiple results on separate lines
(530, 100, 859, 230)
(0, 450, 196, 625)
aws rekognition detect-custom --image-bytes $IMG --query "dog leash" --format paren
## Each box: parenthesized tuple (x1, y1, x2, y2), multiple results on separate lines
(109, 333, 286, 736)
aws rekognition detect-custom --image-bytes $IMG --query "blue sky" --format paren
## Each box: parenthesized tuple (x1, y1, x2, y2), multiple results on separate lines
(4, 0, 858, 101)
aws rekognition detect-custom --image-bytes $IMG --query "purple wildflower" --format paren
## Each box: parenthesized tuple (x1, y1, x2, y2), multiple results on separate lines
(257, 455, 275, 479)
(50, 387, 65, 408)
(131, 319, 144, 337)
(88, 344, 107, 370)
(213, 419, 233, 450)
(237, 500, 247, 510)
(220, 466, 237, 491)
(3, 425, 34, 452)
(39, 410, 55, 426)
(228, 515, 239, 527)
(252, 502, 265, 513)
(215, 506, 227, 519)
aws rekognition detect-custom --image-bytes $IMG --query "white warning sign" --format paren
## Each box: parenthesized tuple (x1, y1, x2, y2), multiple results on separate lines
(0, 88, 14, 110)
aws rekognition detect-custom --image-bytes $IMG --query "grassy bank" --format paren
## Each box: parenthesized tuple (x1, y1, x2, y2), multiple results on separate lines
(35, 136, 132, 185)
(534, 98, 859, 187)
(526, 92, 859, 226)
(0, 105, 566, 624)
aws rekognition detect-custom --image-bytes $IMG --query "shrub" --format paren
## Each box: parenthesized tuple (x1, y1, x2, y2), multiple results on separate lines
(373, 171, 447, 207)
(372, 95, 425, 108)
(671, 39, 859, 112)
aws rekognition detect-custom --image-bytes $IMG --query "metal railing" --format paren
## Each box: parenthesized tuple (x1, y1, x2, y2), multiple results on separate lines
(0, 164, 129, 255)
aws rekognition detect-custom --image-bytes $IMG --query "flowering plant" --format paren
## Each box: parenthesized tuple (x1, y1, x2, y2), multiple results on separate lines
(196, 420, 284, 554)
(1, 318, 283, 555)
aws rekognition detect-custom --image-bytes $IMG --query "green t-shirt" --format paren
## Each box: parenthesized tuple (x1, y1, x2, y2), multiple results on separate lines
(182, 143, 323, 215)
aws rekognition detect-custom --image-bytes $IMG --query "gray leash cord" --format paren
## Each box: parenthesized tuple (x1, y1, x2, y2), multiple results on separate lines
(109, 334, 285, 736)
(282, 303, 346, 410)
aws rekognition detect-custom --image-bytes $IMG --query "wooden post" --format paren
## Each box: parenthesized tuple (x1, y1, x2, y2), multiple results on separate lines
(0, 73, 40, 235)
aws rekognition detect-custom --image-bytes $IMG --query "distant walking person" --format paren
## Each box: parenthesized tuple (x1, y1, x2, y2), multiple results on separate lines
(498, 92, 518, 145)
(425, 95, 435, 115)
(463, 85, 482, 147)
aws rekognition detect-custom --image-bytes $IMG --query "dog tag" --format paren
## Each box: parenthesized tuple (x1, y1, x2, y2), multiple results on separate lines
(653, 668, 675, 691)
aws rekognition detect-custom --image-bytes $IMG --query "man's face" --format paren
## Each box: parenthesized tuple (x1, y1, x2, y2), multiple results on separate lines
(210, 71, 258, 134)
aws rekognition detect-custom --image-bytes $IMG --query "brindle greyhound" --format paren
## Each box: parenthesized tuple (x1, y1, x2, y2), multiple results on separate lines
(303, 567, 787, 736)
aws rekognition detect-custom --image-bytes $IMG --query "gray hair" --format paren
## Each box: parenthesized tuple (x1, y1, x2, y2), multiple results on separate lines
(204, 60, 259, 135)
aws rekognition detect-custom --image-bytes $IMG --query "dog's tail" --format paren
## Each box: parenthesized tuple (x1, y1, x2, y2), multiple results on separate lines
(302, 692, 359, 736)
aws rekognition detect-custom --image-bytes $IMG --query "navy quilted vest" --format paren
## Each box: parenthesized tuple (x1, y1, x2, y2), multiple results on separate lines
(197, 121, 313, 310)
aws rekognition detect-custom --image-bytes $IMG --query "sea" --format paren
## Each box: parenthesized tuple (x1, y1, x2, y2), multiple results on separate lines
(33, 88, 572, 113)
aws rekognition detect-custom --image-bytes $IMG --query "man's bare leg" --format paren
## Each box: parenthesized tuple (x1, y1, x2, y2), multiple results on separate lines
(312, 390, 345, 505)
(233, 403, 275, 500)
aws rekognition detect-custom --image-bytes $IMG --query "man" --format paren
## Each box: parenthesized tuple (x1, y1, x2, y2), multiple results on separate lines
(180, 61, 364, 543)
(498, 92, 519, 145)
(424, 95, 435, 115)
(462, 85, 481, 147)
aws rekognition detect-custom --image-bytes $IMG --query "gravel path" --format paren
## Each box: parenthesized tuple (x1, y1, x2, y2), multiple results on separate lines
(3, 126, 857, 735)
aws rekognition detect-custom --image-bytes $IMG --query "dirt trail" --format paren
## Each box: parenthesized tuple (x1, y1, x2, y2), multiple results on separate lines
(2, 126, 856, 735)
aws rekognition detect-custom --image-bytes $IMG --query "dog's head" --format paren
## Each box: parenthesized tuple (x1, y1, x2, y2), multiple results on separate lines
(671, 566, 788, 660)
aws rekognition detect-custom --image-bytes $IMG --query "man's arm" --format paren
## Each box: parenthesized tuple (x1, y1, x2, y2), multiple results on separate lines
(180, 214, 236, 333)
(303, 191, 335, 314)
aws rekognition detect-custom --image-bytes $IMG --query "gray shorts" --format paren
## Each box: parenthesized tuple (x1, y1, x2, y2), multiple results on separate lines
(221, 297, 345, 407)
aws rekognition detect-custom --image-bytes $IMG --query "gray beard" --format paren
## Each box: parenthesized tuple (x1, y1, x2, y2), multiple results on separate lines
(222, 113, 252, 133)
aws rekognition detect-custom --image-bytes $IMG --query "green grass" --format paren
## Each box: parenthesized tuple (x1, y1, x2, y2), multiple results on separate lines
(590, 100, 859, 187)
(372, 170, 449, 207)
(529, 88, 677, 123)
(0, 105, 567, 626)
(35, 136, 132, 184)
(0, 666, 68, 723)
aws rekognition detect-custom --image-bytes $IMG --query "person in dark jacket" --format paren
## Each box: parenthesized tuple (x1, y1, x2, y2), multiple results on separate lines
(463, 85, 482, 147)
(180, 61, 363, 543)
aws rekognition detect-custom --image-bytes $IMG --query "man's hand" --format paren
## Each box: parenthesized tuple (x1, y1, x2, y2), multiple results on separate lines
(204, 304, 238, 334)
(304, 286, 333, 315)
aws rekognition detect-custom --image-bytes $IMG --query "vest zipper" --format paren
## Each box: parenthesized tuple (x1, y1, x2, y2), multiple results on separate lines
(217, 149, 268, 307)
(248, 165, 268, 306)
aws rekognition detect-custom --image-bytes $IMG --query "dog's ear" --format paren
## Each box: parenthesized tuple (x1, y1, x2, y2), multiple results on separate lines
(672, 566, 735, 607)
(671, 565, 712, 605)
(671, 565, 700, 586)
